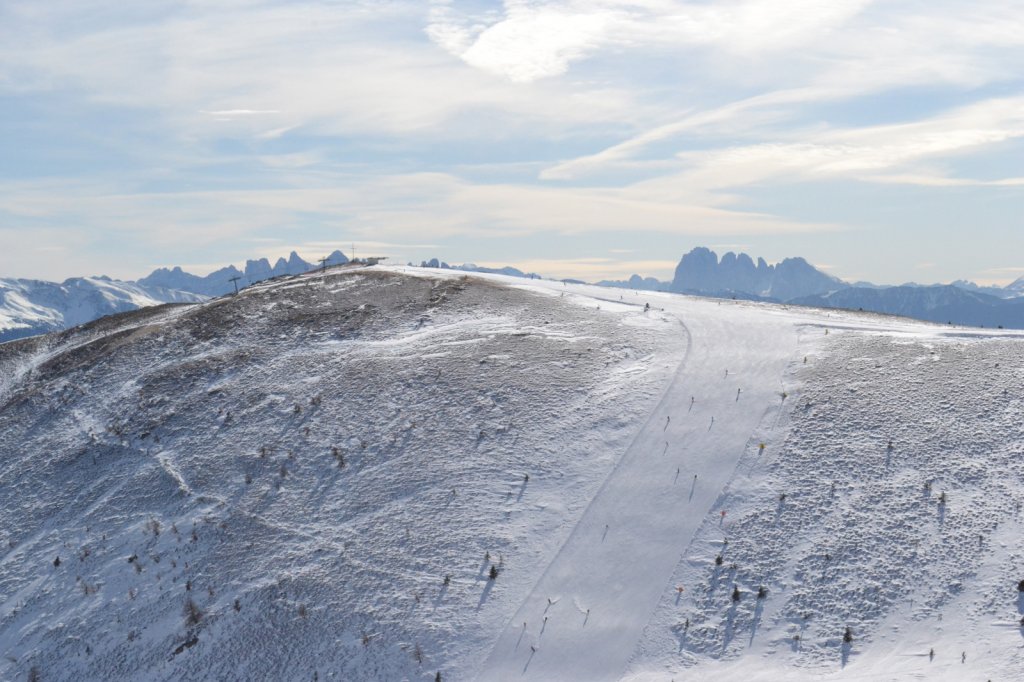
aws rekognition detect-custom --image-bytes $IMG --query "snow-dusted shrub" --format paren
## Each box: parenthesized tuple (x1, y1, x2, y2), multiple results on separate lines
(184, 598, 203, 626)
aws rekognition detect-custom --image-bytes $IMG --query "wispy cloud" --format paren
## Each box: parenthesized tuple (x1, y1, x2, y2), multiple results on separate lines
(201, 109, 281, 116)
(428, 0, 875, 82)
(473, 257, 681, 281)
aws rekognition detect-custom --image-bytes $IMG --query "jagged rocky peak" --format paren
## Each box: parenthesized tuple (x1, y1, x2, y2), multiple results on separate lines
(244, 258, 273, 282)
(271, 251, 312, 276)
(671, 247, 844, 301)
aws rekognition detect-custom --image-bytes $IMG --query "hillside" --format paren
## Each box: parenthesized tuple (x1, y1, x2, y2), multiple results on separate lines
(0, 268, 680, 681)
(1, 267, 1022, 681)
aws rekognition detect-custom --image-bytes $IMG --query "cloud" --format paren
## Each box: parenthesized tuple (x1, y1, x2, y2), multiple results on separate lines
(428, 1, 622, 82)
(737, 96, 1024, 182)
(201, 110, 281, 116)
(0, 171, 834, 280)
(580, 95, 1024, 198)
(428, 0, 875, 82)
(0, 0, 646, 141)
(472, 257, 681, 281)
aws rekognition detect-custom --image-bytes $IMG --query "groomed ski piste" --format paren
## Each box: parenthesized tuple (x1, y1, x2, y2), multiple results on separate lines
(0, 264, 1022, 681)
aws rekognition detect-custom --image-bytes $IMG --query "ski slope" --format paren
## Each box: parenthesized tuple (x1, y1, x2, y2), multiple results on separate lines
(477, 295, 798, 680)
(1, 265, 1022, 681)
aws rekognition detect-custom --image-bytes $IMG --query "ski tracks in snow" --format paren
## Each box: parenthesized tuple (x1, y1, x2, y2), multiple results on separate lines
(477, 294, 799, 681)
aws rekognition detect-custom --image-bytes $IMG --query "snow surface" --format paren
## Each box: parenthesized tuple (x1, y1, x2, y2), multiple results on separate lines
(1, 265, 1022, 681)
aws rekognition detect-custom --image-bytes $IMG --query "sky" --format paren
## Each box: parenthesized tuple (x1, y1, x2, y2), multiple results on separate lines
(1, 0, 1023, 286)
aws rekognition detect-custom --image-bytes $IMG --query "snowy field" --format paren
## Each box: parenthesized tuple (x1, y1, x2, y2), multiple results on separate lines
(1, 265, 1022, 681)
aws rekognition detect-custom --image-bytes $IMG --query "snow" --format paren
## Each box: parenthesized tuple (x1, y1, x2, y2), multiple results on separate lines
(0, 277, 206, 342)
(477, 296, 798, 681)
(1, 265, 1022, 681)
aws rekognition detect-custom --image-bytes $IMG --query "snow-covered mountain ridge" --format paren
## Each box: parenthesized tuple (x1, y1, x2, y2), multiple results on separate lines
(0, 277, 205, 343)
(1, 266, 1022, 681)
(0, 251, 347, 343)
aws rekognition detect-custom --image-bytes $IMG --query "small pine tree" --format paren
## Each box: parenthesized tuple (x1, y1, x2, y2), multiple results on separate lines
(757, 586, 767, 599)
(489, 565, 499, 580)
(731, 586, 741, 602)
(1017, 579, 1024, 592)
(715, 554, 724, 566)
(843, 626, 853, 644)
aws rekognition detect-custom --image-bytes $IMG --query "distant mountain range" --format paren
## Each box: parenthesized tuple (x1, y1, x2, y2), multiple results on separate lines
(416, 258, 540, 279)
(140, 249, 348, 297)
(3, 247, 1023, 342)
(4, 249, 538, 343)
(0, 250, 349, 342)
(792, 285, 1024, 328)
(599, 247, 1024, 329)
(0, 277, 206, 342)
